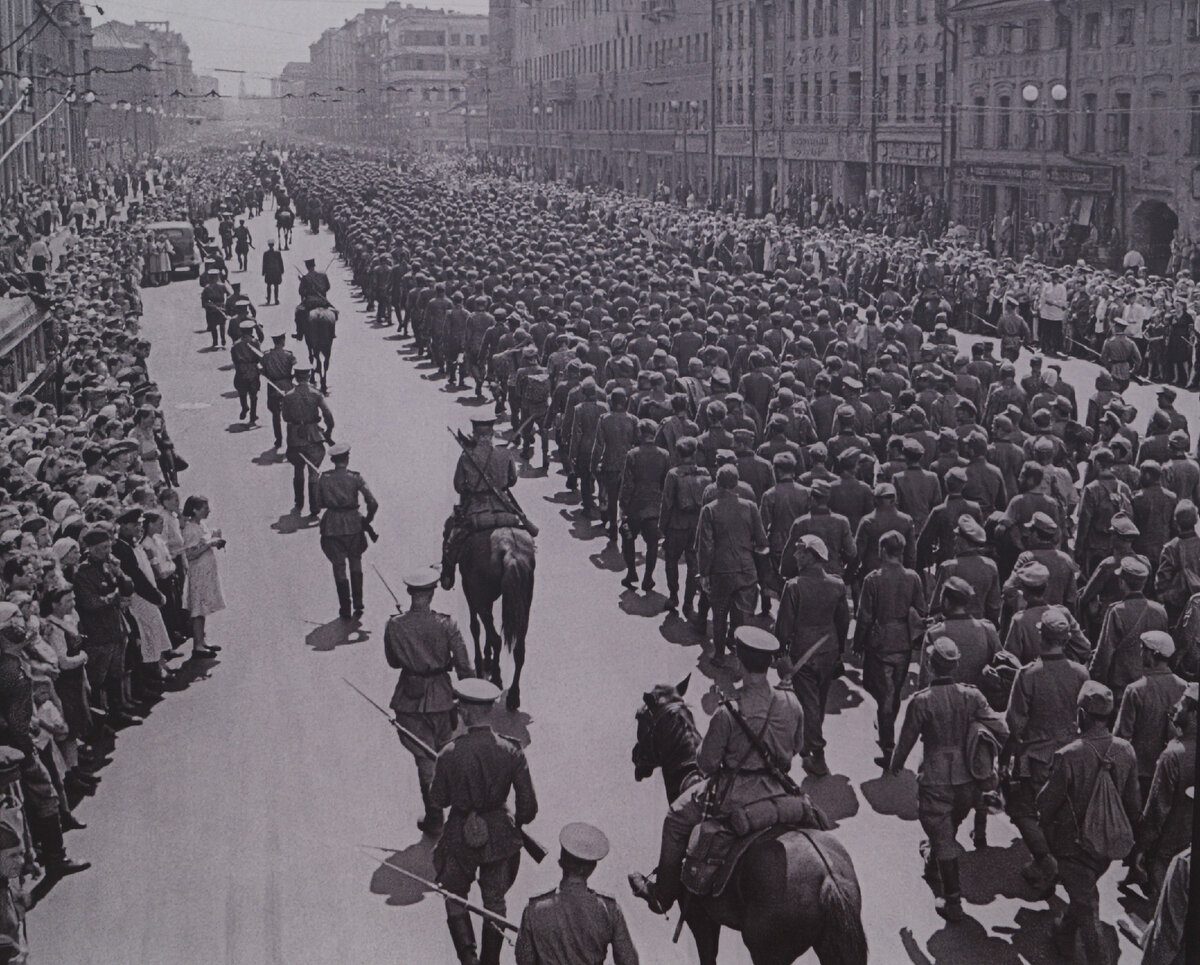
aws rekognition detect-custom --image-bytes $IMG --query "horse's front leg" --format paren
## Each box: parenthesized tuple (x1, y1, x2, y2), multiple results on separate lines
(506, 628, 525, 711)
(479, 607, 503, 689)
(468, 606, 484, 678)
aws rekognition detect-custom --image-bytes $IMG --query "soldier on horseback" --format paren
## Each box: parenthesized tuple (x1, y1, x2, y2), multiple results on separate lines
(295, 257, 332, 340)
(628, 626, 825, 915)
(441, 418, 523, 591)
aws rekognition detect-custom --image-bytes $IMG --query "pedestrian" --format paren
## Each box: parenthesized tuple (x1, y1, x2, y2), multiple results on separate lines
(515, 823, 639, 965)
(180, 496, 225, 660)
(314, 443, 378, 619)
(430, 677, 538, 965)
(384, 570, 473, 835)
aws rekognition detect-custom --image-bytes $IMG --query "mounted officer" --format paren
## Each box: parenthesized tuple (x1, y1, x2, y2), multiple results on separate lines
(295, 257, 332, 340)
(440, 417, 528, 590)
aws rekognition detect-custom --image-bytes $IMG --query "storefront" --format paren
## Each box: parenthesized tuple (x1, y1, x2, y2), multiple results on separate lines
(876, 138, 944, 194)
(0, 297, 51, 397)
(779, 130, 869, 210)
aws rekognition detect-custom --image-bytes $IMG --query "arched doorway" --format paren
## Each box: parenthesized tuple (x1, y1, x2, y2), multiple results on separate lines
(1130, 200, 1178, 275)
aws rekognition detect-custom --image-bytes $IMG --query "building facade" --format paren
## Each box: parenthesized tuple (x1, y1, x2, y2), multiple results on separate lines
(950, 0, 1199, 272)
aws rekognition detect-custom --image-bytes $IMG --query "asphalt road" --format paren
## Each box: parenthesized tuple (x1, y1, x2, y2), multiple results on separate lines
(31, 203, 1177, 964)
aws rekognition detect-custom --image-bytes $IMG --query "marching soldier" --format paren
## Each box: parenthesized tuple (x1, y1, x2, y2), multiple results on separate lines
(384, 571, 473, 835)
(280, 366, 334, 516)
(658, 436, 711, 614)
(261, 332, 297, 449)
(430, 678, 538, 965)
(230, 319, 262, 426)
(618, 419, 669, 592)
(775, 534, 850, 777)
(889, 638, 1008, 922)
(314, 443, 377, 619)
(515, 823, 639, 965)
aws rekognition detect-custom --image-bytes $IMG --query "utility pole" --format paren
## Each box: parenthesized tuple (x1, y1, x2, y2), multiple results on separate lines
(749, 0, 757, 216)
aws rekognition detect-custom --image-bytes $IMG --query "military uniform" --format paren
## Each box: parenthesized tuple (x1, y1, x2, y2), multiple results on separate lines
(1091, 592, 1169, 708)
(385, 581, 472, 832)
(430, 683, 537, 965)
(618, 439, 669, 591)
(696, 488, 768, 660)
(658, 462, 711, 612)
(515, 823, 638, 965)
(930, 551, 1001, 624)
(260, 340, 297, 447)
(280, 374, 333, 513)
(230, 332, 262, 424)
(854, 558, 926, 754)
(1137, 726, 1195, 894)
(315, 451, 377, 617)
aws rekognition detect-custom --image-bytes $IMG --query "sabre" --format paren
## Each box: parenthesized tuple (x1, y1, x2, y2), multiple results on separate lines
(372, 564, 403, 611)
(355, 846, 519, 936)
(446, 427, 540, 538)
(783, 633, 835, 684)
(342, 678, 547, 864)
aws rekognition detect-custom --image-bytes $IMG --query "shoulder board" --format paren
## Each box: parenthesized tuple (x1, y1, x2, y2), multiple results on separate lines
(498, 733, 523, 749)
(529, 890, 557, 904)
(589, 888, 616, 902)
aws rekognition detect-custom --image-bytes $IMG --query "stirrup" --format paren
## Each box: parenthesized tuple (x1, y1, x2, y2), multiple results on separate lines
(627, 872, 668, 914)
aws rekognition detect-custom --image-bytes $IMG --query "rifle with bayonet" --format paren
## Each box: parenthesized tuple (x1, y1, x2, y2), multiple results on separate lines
(446, 427, 540, 538)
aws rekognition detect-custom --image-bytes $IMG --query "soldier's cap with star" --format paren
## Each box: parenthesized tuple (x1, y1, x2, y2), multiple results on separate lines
(733, 625, 778, 653)
(1025, 511, 1058, 535)
(1119, 556, 1150, 580)
(797, 533, 829, 561)
(956, 514, 987, 543)
(1140, 630, 1176, 658)
(455, 677, 501, 705)
(329, 443, 351, 459)
(1077, 680, 1114, 716)
(1110, 513, 1139, 537)
(559, 822, 610, 863)
(403, 570, 439, 592)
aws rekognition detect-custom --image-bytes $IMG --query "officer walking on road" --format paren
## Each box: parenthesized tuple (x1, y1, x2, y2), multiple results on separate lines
(515, 823, 639, 965)
(281, 366, 334, 516)
(261, 332, 297, 449)
(384, 571, 473, 835)
(314, 443, 377, 618)
(431, 677, 538, 965)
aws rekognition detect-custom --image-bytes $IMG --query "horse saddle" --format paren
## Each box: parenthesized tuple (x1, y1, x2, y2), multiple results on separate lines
(682, 795, 831, 899)
(682, 820, 789, 900)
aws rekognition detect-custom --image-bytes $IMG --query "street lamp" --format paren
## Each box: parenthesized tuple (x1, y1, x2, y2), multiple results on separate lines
(1021, 82, 1068, 254)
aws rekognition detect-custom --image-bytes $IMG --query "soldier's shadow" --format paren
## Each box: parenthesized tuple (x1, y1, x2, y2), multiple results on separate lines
(860, 769, 920, 821)
(304, 618, 370, 652)
(657, 612, 705, 648)
(800, 773, 859, 826)
(369, 840, 436, 908)
(455, 396, 490, 408)
(560, 508, 601, 541)
(252, 448, 285, 467)
(825, 675, 865, 716)
(588, 542, 625, 572)
(960, 836, 1052, 905)
(220, 390, 239, 399)
(271, 512, 317, 535)
(619, 590, 665, 618)
(901, 917, 1026, 965)
(218, 363, 234, 372)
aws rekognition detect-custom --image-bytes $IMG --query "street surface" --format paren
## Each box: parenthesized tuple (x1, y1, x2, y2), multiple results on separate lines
(32, 204, 1177, 964)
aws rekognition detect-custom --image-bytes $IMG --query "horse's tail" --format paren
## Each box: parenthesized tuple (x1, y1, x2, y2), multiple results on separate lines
(813, 862, 868, 965)
(499, 534, 534, 653)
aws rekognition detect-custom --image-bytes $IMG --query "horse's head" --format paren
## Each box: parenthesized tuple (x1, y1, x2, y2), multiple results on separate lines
(632, 674, 697, 789)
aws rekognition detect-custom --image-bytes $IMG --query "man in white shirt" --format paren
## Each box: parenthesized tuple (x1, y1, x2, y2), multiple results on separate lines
(1037, 269, 1069, 355)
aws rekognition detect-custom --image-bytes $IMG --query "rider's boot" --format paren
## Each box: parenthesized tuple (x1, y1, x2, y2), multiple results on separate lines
(350, 572, 364, 617)
(480, 924, 503, 965)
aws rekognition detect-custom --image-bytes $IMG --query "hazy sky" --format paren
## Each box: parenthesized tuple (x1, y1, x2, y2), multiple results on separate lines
(95, 0, 489, 93)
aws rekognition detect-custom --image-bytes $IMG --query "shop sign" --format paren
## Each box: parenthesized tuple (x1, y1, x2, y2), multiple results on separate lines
(961, 162, 1112, 190)
(878, 139, 940, 164)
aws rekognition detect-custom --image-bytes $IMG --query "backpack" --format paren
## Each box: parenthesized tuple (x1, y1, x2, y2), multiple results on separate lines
(522, 371, 550, 406)
(1076, 743, 1135, 862)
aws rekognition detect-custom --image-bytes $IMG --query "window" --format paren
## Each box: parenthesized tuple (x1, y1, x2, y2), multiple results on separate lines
(1055, 15, 1071, 48)
(800, 0, 809, 38)
(972, 96, 986, 147)
(480, 34, 488, 44)
(788, 0, 796, 37)
(1024, 100, 1039, 148)
(878, 73, 889, 121)
(1024, 18, 1040, 51)
(1190, 91, 1200, 155)
(915, 0, 925, 22)
(784, 75, 795, 122)
(738, 6, 745, 46)
(1084, 12, 1101, 47)
(1112, 91, 1131, 151)
(896, 70, 907, 120)
(849, 70, 862, 123)
(996, 94, 1010, 147)
(829, 73, 838, 120)
(848, 0, 863, 34)
(1116, 7, 1133, 43)
(735, 80, 744, 123)
(896, 0, 907, 24)
(763, 77, 774, 125)
(934, 66, 945, 117)
(1052, 104, 1067, 150)
(914, 66, 926, 121)
(814, 76, 823, 121)
(972, 24, 987, 55)
(726, 9, 734, 48)
(879, 0, 888, 24)
(1000, 23, 1014, 51)
(814, 0, 824, 36)
(1082, 92, 1097, 152)
(830, 0, 838, 33)
(1148, 91, 1166, 153)
(799, 76, 809, 122)
(449, 32, 461, 45)
(465, 34, 475, 45)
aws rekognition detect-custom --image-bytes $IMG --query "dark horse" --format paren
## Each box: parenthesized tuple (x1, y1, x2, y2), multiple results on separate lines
(632, 677, 868, 965)
(457, 527, 534, 711)
(294, 304, 336, 394)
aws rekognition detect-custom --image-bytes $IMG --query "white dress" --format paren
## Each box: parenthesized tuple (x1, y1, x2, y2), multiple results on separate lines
(182, 520, 226, 618)
(130, 543, 172, 662)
